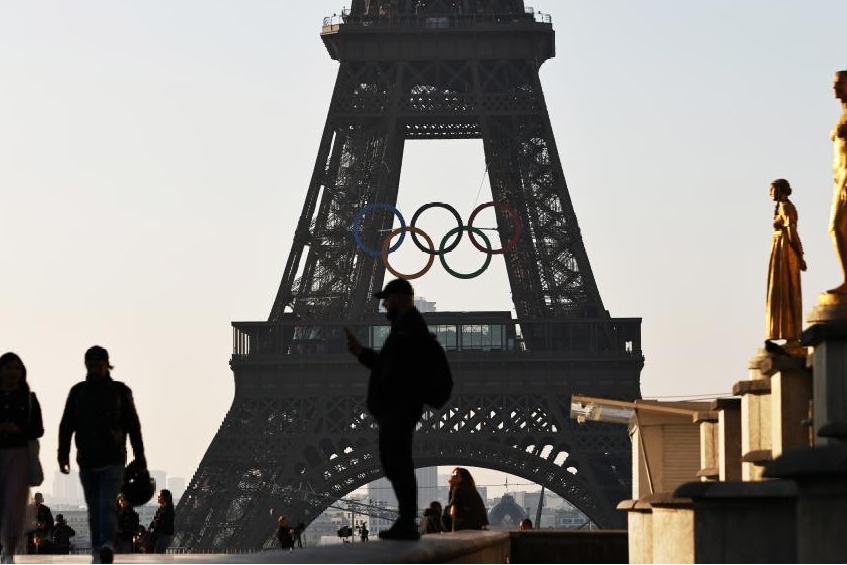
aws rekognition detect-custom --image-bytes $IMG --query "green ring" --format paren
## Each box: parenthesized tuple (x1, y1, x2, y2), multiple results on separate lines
(439, 226, 492, 279)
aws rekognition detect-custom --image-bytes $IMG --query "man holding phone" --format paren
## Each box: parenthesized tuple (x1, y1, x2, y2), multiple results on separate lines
(345, 278, 429, 541)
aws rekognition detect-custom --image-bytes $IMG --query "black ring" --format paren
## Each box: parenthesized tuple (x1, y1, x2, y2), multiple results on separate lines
(410, 202, 464, 255)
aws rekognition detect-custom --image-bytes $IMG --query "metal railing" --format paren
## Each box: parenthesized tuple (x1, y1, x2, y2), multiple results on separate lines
(232, 315, 641, 361)
(322, 6, 551, 32)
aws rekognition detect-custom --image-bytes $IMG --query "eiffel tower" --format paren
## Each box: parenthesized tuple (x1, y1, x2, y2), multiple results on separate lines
(175, 0, 643, 549)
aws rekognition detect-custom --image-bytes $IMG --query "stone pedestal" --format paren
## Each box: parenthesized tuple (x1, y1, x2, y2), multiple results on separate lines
(765, 444, 847, 563)
(801, 319, 847, 444)
(757, 354, 813, 457)
(617, 499, 653, 564)
(734, 350, 813, 479)
(617, 494, 693, 564)
(674, 480, 797, 563)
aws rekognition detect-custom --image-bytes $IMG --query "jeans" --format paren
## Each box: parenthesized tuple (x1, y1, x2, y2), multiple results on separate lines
(79, 465, 124, 550)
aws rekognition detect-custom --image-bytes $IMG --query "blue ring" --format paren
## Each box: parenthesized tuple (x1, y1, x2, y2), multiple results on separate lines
(352, 204, 406, 258)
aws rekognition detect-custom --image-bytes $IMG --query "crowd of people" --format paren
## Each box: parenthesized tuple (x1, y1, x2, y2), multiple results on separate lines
(0, 346, 171, 564)
(2, 279, 514, 563)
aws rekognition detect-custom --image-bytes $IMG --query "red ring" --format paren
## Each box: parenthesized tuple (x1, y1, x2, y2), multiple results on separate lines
(467, 200, 523, 254)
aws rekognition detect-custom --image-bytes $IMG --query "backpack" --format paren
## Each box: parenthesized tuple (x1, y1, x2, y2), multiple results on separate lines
(420, 332, 454, 409)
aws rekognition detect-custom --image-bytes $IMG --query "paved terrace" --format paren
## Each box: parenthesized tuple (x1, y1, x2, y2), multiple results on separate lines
(12, 530, 627, 564)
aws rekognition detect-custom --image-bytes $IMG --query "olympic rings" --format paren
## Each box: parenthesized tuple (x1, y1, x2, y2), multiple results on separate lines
(410, 202, 463, 255)
(351, 200, 522, 279)
(438, 226, 492, 279)
(380, 227, 435, 280)
(352, 203, 406, 258)
(467, 200, 523, 254)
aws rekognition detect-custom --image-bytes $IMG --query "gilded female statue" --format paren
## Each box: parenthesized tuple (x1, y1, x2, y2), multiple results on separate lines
(827, 70, 847, 294)
(766, 179, 807, 347)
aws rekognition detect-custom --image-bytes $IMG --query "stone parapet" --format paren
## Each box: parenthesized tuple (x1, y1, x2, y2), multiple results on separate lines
(765, 444, 847, 563)
(674, 480, 797, 563)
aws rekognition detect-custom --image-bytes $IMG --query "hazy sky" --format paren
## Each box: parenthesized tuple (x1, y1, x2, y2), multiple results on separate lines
(2, 1, 846, 500)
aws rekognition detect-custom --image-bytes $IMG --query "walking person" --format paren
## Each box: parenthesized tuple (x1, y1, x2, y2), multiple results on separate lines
(58, 345, 147, 564)
(345, 278, 430, 541)
(446, 467, 489, 531)
(115, 494, 139, 554)
(0, 353, 44, 564)
(148, 489, 175, 554)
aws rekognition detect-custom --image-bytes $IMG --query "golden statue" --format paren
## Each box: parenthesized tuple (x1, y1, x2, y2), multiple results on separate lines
(827, 70, 847, 294)
(766, 179, 807, 349)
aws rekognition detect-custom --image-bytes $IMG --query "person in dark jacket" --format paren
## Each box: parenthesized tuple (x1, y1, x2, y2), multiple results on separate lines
(58, 345, 147, 565)
(420, 501, 444, 535)
(148, 489, 174, 554)
(0, 352, 44, 564)
(345, 278, 429, 541)
(51, 514, 75, 555)
(115, 494, 139, 554)
(27, 492, 54, 554)
(275, 515, 294, 550)
(446, 467, 489, 531)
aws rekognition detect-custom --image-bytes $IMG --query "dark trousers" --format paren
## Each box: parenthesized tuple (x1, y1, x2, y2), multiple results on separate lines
(378, 404, 423, 525)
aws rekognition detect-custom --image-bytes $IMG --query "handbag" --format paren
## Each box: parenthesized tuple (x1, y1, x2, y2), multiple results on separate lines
(27, 393, 44, 487)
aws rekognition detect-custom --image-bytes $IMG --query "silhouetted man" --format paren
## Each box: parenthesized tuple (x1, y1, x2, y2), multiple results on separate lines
(58, 346, 147, 564)
(345, 278, 428, 541)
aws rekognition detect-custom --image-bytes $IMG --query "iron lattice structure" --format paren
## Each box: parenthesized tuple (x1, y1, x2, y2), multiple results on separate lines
(176, 0, 643, 549)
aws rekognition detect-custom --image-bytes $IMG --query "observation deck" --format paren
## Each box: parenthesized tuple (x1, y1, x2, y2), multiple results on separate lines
(320, 6, 554, 63)
(232, 311, 642, 364)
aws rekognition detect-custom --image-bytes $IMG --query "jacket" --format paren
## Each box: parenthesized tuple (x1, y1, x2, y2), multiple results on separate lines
(58, 376, 146, 469)
(357, 307, 429, 419)
(150, 504, 175, 536)
(0, 385, 44, 449)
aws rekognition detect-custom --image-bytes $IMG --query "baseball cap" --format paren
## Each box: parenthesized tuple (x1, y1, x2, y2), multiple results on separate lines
(84, 345, 110, 363)
(373, 278, 414, 299)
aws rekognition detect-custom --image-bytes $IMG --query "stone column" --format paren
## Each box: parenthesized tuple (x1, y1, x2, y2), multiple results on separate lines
(734, 354, 773, 480)
(800, 318, 847, 444)
(713, 398, 742, 481)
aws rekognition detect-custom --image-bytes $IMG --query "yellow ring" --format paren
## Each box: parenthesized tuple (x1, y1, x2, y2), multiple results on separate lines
(380, 227, 435, 280)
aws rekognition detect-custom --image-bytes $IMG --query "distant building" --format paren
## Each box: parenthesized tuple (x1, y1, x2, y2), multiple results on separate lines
(415, 297, 436, 313)
(150, 470, 167, 496)
(51, 471, 84, 507)
(167, 477, 186, 503)
(367, 466, 437, 523)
